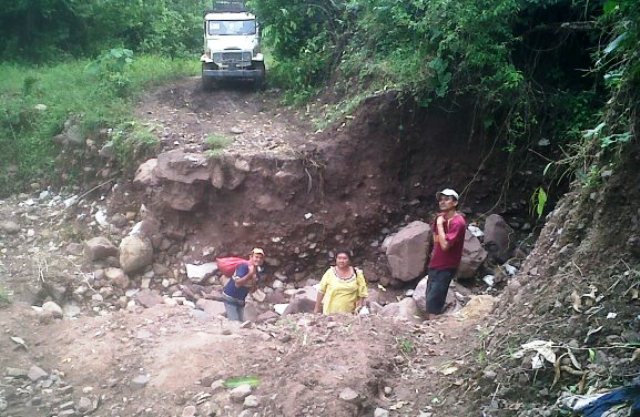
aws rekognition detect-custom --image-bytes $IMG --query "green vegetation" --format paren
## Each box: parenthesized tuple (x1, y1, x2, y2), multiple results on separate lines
(205, 133, 234, 156)
(0, 55, 197, 195)
(251, 0, 638, 193)
(0, 1, 209, 62)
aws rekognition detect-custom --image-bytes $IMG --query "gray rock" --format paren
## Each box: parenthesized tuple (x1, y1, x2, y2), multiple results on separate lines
(63, 303, 81, 318)
(6, 367, 28, 378)
(283, 286, 318, 315)
(374, 408, 389, 417)
(27, 365, 48, 381)
(243, 395, 259, 408)
(380, 297, 424, 322)
(42, 301, 63, 318)
(133, 158, 159, 187)
(53, 120, 84, 147)
(385, 221, 432, 281)
(457, 230, 488, 279)
(98, 141, 115, 159)
(77, 397, 93, 413)
(84, 237, 118, 262)
(65, 243, 84, 256)
(119, 235, 153, 273)
(135, 290, 163, 308)
(229, 384, 252, 402)
(185, 262, 218, 283)
(182, 405, 197, 417)
(195, 299, 226, 316)
(131, 374, 150, 389)
(484, 214, 515, 263)
(110, 213, 128, 228)
(338, 387, 359, 402)
(0, 220, 20, 234)
(104, 267, 130, 289)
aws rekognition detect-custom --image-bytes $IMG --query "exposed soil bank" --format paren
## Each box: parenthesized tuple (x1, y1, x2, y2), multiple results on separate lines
(132, 80, 540, 285)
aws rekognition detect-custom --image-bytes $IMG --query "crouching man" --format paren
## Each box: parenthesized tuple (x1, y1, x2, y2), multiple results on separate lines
(222, 248, 266, 321)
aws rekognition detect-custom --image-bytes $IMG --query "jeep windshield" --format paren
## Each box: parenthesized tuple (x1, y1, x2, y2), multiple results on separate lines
(207, 20, 256, 36)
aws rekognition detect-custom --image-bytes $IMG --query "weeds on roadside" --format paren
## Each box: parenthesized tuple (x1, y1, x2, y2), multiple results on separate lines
(396, 336, 415, 356)
(0, 55, 197, 196)
(205, 133, 234, 157)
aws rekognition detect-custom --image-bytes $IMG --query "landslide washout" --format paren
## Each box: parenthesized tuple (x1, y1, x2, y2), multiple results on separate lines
(130, 79, 540, 284)
(0, 77, 562, 417)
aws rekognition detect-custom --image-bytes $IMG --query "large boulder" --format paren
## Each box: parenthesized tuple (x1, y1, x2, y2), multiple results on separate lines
(379, 298, 423, 322)
(84, 237, 119, 262)
(154, 150, 210, 184)
(457, 295, 498, 320)
(133, 158, 159, 187)
(283, 286, 318, 315)
(385, 221, 432, 282)
(412, 275, 457, 313)
(457, 230, 487, 279)
(119, 235, 153, 274)
(484, 214, 515, 263)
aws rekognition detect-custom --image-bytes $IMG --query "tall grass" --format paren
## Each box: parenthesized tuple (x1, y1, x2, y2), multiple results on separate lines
(0, 56, 198, 196)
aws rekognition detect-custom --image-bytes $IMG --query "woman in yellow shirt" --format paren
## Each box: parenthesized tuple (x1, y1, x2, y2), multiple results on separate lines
(314, 250, 368, 314)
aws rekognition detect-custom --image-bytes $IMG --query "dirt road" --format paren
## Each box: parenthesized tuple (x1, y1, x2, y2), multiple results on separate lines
(0, 78, 488, 417)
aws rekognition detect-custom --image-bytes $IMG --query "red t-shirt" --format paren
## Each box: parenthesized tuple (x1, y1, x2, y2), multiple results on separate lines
(429, 213, 466, 270)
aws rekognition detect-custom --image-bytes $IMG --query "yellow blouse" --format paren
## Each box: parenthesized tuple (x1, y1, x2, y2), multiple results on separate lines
(318, 267, 368, 314)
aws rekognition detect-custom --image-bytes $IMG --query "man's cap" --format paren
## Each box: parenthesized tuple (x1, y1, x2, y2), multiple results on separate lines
(250, 247, 265, 256)
(436, 188, 459, 200)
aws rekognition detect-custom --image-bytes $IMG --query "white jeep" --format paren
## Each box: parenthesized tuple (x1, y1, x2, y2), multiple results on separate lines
(200, 1, 265, 90)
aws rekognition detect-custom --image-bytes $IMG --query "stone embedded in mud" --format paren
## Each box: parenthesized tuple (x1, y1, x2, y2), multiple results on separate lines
(380, 297, 424, 322)
(83, 237, 118, 262)
(6, 367, 29, 378)
(253, 193, 285, 212)
(195, 299, 226, 317)
(229, 384, 252, 402)
(283, 286, 318, 315)
(484, 214, 515, 263)
(104, 267, 130, 289)
(155, 150, 210, 184)
(135, 290, 163, 308)
(182, 405, 196, 417)
(0, 220, 21, 234)
(338, 387, 359, 402)
(77, 397, 93, 414)
(457, 295, 498, 320)
(134, 158, 159, 187)
(27, 365, 48, 382)
(374, 408, 390, 417)
(119, 235, 153, 274)
(162, 181, 206, 211)
(243, 395, 259, 408)
(42, 301, 64, 319)
(385, 221, 432, 281)
(457, 230, 488, 279)
(131, 374, 150, 389)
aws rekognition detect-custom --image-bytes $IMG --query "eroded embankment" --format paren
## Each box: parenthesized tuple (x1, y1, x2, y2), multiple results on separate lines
(131, 85, 538, 286)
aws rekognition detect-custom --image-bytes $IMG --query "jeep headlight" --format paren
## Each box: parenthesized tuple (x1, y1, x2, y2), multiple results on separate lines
(212, 52, 223, 64)
(242, 51, 252, 61)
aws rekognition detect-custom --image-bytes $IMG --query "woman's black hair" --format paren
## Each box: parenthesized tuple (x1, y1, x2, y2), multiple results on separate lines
(334, 248, 352, 259)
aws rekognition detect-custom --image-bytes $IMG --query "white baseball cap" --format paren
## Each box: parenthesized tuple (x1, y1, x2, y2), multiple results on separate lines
(436, 188, 459, 200)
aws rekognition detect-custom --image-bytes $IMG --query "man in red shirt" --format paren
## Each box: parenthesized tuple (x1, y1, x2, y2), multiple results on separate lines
(426, 188, 466, 320)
